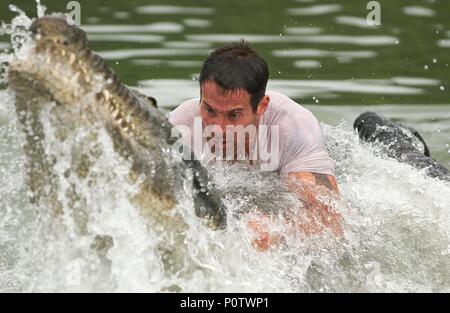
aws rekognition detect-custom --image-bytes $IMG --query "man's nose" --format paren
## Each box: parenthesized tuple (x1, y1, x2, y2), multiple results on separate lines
(213, 117, 228, 135)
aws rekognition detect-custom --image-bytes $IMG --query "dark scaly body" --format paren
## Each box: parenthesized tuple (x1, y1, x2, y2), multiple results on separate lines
(354, 111, 450, 182)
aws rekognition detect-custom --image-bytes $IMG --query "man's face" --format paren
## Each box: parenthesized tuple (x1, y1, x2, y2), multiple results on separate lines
(199, 80, 268, 157)
(200, 80, 259, 129)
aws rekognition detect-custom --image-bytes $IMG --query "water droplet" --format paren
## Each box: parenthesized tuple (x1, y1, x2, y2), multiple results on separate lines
(36, 0, 47, 18)
(115, 61, 119, 65)
(424, 65, 429, 70)
(277, 70, 282, 74)
(395, 40, 400, 45)
(433, 58, 437, 63)
(440, 86, 445, 91)
(8, 4, 21, 14)
(437, 128, 441, 134)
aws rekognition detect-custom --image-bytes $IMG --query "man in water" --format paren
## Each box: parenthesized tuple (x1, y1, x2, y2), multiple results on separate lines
(169, 40, 342, 250)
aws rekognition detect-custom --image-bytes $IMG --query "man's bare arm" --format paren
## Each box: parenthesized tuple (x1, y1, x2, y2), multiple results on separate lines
(284, 172, 343, 237)
(247, 172, 343, 251)
(287, 172, 339, 194)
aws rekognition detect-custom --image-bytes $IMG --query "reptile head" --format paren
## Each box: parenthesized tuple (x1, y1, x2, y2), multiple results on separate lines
(30, 16, 88, 52)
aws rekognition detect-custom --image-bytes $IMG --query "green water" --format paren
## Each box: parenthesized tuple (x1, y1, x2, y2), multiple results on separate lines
(1, 0, 449, 162)
(1, 0, 449, 105)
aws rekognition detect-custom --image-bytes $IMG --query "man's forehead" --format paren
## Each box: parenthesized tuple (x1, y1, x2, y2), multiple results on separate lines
(201, 81, 250, 103)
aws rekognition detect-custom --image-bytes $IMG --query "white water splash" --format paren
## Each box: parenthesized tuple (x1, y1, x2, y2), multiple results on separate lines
(0, 3, 35, 85)
(36, 0, 47, 18)
(2, 84, 449, 292)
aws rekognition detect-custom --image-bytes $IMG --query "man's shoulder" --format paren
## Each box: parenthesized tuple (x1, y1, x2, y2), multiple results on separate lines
(266, 90, 291, 101)
(265, 91, 318, 125)
(265, 92, 333, 177)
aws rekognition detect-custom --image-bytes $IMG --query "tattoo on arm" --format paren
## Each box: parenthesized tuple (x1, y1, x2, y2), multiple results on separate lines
(312, 173, 336, 192)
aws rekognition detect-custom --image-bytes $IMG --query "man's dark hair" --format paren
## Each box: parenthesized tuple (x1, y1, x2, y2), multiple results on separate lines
(199, 39, 269, 112)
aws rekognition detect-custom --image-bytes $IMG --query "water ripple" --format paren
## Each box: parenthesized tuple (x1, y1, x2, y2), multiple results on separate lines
(131, 59, 203, 68)
(273, 48, 377, 59)
(87, 34, 164, 43)
(438, 39, 450, 48)
(402, 6, 435, 17)
(268, 79, 424, 96)
(162, 41, 212, 49)
(293, 60, 321, 68)
(284, 27, 322, 35)
(135, 5, 215, 15)
(183, 19, 212, 28)
(187, 34, 398, 46)
(335, 16, 378, 29)
(81, 23, 184, 34)
(98, 48, 210, 60)
(287, 4, 342, 16)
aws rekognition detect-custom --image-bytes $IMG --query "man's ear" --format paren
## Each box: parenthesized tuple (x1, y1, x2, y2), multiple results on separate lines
(256, 95, 270, 117)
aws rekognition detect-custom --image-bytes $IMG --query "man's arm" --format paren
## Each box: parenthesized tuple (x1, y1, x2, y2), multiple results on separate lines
(284, 171, 343, 237)
(286, 172, 339, 194)
(247, 172, 343, 251)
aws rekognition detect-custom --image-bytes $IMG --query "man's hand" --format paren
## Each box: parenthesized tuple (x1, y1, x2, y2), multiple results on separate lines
(246, 211, 284, 251)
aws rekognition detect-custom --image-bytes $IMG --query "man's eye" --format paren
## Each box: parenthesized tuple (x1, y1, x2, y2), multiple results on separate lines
(229, 112, 241, 120)
(206, 108, 216, 116)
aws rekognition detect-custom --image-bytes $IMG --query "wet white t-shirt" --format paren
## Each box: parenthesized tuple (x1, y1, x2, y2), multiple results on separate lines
(168, 91, 334, 178)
